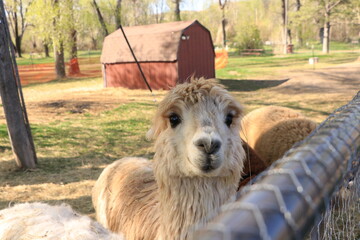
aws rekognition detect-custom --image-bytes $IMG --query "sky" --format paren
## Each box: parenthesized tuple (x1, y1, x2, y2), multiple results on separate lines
(180, 0, 212, 11)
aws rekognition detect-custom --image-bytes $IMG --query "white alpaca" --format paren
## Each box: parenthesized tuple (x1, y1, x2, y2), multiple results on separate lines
(240, 106, 317, 165)
(0, 202, 124, 240)
(92, 78, 245, 240)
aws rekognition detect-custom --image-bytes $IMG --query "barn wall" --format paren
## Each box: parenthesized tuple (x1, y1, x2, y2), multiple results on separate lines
(177, 23, 215, 83)
(105, 62, 178, 90)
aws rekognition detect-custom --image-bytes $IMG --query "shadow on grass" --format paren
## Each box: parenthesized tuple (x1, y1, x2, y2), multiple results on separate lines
(0, 152, 154, 187)
(219, 78, 289, 92)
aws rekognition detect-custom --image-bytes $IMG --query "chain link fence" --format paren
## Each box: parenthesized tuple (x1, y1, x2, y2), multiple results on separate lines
(193, 91, 360, 240)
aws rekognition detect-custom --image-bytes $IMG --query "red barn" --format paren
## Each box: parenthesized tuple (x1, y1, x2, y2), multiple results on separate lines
(101, 20, 215, 90)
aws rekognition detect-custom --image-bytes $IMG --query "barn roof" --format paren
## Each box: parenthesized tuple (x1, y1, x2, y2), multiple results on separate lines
(101, 20, 207, 64)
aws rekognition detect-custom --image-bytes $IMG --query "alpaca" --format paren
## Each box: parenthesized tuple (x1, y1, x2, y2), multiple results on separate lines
(0, 202, 124, 240)
(92, 78, 245, 240)
(240, 106, 317, 165)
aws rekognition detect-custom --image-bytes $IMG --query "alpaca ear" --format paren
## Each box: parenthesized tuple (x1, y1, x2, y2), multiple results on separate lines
(146, 118, 166, 140)
(146, 127, 156, 140)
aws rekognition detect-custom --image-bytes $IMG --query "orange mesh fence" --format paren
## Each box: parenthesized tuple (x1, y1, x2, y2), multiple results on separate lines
(18, 57, 102, 85)
(215, 49, 228, 70)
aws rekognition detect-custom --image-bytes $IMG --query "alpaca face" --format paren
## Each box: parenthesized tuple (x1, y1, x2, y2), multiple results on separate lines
(148, 79, 245, 178)
(179, 99, 239, 176)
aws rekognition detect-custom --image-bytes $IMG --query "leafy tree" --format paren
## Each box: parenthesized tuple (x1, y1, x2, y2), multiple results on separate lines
(236, 24, 263, 50)
(27, 0, 53, 56)
(294, 0, 350, 53)
(319, 0, 350, 53)
(29, 0, 78, 78)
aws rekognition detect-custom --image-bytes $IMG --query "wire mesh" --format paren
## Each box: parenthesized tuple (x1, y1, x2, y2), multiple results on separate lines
(193, 91, 360, 240)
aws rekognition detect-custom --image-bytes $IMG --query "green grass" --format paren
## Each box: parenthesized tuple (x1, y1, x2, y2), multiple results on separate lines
(16, 55, 54, 66)
(28, 102, 155, 160)
(16, 50, 102, 66)
(296, 41, 360, 51)
(216, 51, 359, 80)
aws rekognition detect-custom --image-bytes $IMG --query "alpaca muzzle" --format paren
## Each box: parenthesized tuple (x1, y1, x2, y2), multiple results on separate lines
(194, 137, 222, 172)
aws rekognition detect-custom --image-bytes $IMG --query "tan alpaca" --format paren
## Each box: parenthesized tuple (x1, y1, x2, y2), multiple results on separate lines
(92, 78, 246, 240)
(240, 106, 317, 166)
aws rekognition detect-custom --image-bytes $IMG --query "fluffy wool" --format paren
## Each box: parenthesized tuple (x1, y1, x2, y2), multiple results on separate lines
(0, 202, 124, 240)
(240, 106, 317, 165)
(92, 78, 246, 240)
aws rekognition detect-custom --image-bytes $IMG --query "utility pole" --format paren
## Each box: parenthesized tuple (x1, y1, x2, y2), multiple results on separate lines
(0, 0, 37, 169)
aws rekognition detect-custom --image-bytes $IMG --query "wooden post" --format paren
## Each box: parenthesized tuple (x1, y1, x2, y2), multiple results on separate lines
(0, 0, 37, 169)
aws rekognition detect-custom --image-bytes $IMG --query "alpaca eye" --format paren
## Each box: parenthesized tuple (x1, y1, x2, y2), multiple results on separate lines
(225, 113, 233, 127)
(169, 113, 181, 128)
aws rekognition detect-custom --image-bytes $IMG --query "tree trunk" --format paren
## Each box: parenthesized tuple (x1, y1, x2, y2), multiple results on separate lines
(13, 11, 23, 57)
(15, 35, 22, 57)
(69, 29, 80, 75)
(55, 43, 66, 78)
(221, 16, 227, 48)
(219, 0, 228, 48)
(70, 29, 77, 59)
(115, 0, 122, 29)
(282, 0, 288, 54)
(295, 0, 303, 46)
(92, 0, 108, 37)
(322, 12, 330, 53)
(0, 1, 37, 169)
(91, 37, 97, 50)
(174, 0, 181, 21)
(44, 42, 50, 57)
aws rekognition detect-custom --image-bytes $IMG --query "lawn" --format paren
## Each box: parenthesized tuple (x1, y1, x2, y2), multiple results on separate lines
(16, 50, 101, 66)
(1, 46, 359, 237)
(217, 50, 360, 80)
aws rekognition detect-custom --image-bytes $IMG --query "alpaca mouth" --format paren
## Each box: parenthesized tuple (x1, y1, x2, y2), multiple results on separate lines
(202, 163, 215, 172)
(201, 155, 220, 173)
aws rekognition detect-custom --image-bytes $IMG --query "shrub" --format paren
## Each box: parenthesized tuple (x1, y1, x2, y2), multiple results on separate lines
(236, 25, 263, 50)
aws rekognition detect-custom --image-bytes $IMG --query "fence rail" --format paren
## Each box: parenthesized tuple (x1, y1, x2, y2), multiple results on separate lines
(193, 92, 360, 240)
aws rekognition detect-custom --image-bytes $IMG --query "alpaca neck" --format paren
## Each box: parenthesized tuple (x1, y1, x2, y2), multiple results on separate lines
(156, 176, 237, 240)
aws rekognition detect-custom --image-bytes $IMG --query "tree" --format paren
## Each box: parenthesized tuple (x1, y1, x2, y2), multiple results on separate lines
(68, 0, 80, 75)
(236, 24, 263, 50)
(281, 0, 289, 54)
(167, 0, 182, 21)
(321, 0, 348, 53)
(4, 0, 33, 57)
(92, 0, 108, 37)
(27, 0, 53, 57)
(0, 0, 37, 169)
(151, 0, 167, 23)
(115, 0, 122, 29)
(52, 0, 65, 78)
(308, 0, 350, 53)
(219, 0, 228, 48)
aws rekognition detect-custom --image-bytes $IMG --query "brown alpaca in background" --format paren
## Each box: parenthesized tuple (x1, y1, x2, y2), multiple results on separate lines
(240, 106, 317, 166)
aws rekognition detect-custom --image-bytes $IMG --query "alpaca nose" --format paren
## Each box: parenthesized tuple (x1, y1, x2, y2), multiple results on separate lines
(195, 138, 222, 154)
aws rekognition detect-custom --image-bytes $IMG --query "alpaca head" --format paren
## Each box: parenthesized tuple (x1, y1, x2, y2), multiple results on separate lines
(147, 78, 245, 179)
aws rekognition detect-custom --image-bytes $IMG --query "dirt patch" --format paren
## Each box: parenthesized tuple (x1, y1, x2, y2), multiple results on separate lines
(38, 100, 100, 114)
(25, 95, 128, 124)
(271, 62, 360, 95)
